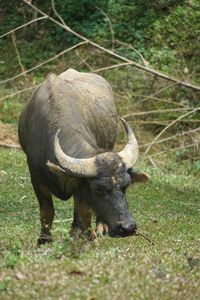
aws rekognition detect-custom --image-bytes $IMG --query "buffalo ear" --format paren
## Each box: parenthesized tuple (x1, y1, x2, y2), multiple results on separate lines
(128, 168, 150, 184)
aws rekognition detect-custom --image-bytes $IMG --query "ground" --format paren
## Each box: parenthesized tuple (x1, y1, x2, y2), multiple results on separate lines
(0, 122, 19, 146)
(0, 148, 200, 299)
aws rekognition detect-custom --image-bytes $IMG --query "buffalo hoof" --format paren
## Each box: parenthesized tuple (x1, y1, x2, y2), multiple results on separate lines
(95, 223, 108, 237)
(70, 227, 82, 240)
(37, 235, 53, 246)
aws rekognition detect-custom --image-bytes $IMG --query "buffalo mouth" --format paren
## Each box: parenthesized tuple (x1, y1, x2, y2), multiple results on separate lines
(108, 223, 137, 238)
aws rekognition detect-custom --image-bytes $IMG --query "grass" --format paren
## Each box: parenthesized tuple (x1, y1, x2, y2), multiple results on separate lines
(0, 148, 200, 299)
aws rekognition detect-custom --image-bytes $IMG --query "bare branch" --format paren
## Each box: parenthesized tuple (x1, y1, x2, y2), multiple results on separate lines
(11, 32, 27, 81)
(94, 62, 132, 73)
(0, 41, 87, 85)
(97, 8, 115, 51)
(143, 108, 200, 157)
(116, 39, 148, 67)
(133, 82, 179, 108)
(0, 86, 37, 103)
(140, 127, 200, 149)
(115, 91, 190, 108)
(76, 51, 93, 70)
(136, 119, 200, 126)
(150, 97, 189, 108)
(51, 1, 94, 78)
(22, 0, 200, 92)
(148, 157, 157, 168)
(51, 0, 66, 27)
(123, 107, 194, 119)
(93, 63, 132, 73)
(0, 16, 47, 39)
(144, 142, 199, 160)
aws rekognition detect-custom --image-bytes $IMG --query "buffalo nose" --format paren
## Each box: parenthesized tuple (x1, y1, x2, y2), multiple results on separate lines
(117, 222, 137, 236)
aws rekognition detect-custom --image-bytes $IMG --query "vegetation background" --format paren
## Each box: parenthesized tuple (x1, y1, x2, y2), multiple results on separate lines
(0, 1, 200, 299)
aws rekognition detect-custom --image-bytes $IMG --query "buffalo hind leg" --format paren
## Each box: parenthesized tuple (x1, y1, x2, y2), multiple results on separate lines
(96, 216, 108, 237)
(32, 181, 55, 246)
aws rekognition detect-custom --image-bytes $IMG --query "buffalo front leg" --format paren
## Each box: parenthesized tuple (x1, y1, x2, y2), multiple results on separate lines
(70, 197, 84, 238)
(32, 182, 55, 246)
(71, 195, 96, 241)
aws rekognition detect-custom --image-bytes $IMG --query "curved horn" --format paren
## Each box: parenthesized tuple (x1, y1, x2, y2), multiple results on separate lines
(118, 118, 138, 168)
(54, 129, 97, 177)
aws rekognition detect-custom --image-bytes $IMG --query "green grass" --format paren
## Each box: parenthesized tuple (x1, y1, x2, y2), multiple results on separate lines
(0, 149, 200, 299)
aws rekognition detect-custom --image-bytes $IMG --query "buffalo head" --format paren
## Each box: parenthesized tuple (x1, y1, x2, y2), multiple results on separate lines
(48, 119, 142, 237)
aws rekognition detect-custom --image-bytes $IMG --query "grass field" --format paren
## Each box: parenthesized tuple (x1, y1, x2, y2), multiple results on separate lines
(0, 148, 200, 299)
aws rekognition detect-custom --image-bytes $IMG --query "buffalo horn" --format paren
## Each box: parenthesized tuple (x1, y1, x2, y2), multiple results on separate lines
(118, 118, 138, 168)
(54, 129, 98, 177)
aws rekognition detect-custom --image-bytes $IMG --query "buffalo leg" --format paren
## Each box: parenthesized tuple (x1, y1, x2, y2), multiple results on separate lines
(70, 198, 84, 238)
(71, 195, 96, 240)
(31, 180, 55, 245)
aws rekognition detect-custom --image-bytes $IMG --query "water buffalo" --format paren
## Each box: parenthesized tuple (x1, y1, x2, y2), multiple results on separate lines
(18, 69, 148, 245)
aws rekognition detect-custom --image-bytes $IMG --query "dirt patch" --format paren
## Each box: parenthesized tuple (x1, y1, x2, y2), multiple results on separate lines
(0, 121, 20, 147)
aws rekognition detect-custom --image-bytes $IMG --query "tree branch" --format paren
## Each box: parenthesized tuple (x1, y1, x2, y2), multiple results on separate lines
(144, 143, 199, 160)
(140, 127, 200, 149)
(19, 0, 200, 92)
(123, 107, 194, 119)
(143, 108, 200, 157)
(0, 41, 87, 85)
(97, 8, 115, 51)
(0, 86, 36, 103)
(0, 16, 47, 39)
(11, 32, 27, 82)
(116, 39, 148, 67)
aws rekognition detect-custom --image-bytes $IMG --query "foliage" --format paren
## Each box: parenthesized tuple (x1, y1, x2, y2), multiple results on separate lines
(0, 0, 199, 83)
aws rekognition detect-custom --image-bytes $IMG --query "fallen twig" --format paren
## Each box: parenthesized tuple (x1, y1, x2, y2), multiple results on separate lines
(148, 157, 157, 168)
(135, 230, 155, 245)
